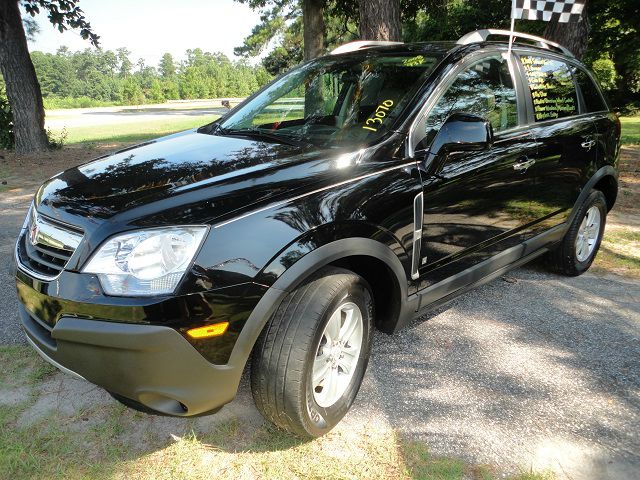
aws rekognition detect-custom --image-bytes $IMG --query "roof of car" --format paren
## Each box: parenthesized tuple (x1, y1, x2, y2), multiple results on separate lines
(333, 41, 571, 58)
(330, 30, 574, 60)
(329, 41, 459, 57)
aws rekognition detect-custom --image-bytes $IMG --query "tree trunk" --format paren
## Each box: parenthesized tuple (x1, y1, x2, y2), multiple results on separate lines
(359, 0, 402, 41)
(0, 0, 49, 153)
(543, 3, 590, 59)
(303, 0, 325, 61)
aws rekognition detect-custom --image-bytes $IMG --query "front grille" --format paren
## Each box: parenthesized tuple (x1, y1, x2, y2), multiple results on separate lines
(16, 210, 83, 279)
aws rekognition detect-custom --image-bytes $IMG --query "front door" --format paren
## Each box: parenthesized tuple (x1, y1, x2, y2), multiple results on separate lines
(411, 53, 540, 290)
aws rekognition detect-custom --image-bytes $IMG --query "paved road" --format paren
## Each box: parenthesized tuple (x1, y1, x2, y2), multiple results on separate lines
(45, 101, 234, 130)
(1, 194, 639, 478)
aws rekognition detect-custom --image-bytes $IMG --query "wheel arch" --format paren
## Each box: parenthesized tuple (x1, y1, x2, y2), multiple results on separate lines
(569, 165, 618, 224)
(225, 236, 415, 374)
(593, 174, 618, 212)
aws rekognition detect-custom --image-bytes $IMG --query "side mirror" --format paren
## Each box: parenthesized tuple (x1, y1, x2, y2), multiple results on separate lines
(431, 112, 493, 156)
(423, 113, 493, 175)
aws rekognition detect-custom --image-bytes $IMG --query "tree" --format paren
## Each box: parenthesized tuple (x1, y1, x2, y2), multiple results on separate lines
(359, 0, 401, 41)
(543, 1, 590, 59)
(586, 0, 640, 107)
(148, 79, 165, 103)
(303, 0, 325, 60)
(235, 0, 334, 63)
(117, 47, 132, 78)
(159, 53, 176, 78)
(121, 77, 144, 105)
(0, 0, 98, 153)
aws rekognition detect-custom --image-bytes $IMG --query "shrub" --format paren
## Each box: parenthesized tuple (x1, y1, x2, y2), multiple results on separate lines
(47, 127, 67, 149)
(591, 57, 617, 91)
(43, 96, 118, 110)
(0, 85, 14, 150)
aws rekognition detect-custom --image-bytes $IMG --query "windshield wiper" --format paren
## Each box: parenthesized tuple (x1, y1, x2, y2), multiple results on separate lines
(219, 128, 308, 148)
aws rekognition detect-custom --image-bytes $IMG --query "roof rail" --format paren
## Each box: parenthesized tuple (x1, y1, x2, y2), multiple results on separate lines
(330, 40, 404, 55)
(457, 29, 574, 58)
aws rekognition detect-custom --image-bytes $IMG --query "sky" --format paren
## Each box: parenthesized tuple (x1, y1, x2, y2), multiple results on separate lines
(26, 0, 263, 66)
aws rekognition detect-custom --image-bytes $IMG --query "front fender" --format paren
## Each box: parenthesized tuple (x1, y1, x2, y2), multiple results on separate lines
(225, 235, 416, 378)
(255, 221, 410, 288)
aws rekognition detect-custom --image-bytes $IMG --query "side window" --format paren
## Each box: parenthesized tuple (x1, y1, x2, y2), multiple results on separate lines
(418, 55, 518, 150)
(575, 68, 607, 112)
(520, 56, 578, 121)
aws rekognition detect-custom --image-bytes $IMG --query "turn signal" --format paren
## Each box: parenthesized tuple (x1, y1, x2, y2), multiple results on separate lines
(186, 322, 229, 339)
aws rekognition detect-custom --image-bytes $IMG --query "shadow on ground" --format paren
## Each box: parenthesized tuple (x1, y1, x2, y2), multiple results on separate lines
(361, 263, 640, 479)
(1, 260, 638, 479)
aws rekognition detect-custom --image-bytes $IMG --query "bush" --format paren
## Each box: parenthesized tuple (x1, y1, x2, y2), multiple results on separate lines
(591, 57, 617, 91)
(620, 102, 640, 116)
(47, 127, 67, 149)
(121, 78, 145, 105)
(43, 96, 118, 110)
(0, 85, 14, 149)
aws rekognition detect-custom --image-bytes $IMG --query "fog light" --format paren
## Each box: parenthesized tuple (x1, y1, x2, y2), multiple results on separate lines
(186, 322, 229, 339)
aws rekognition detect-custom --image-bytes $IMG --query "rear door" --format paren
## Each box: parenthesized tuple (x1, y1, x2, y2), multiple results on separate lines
(573, 66, 620, 167)
(517, 53, 599, 234)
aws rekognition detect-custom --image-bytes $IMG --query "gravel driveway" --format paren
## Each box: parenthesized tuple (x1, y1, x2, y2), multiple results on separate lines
(1, 195, 639, 478)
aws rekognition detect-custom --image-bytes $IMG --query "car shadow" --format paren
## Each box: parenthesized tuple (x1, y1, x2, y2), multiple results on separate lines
(3, 231, 639, 475)
(358, 263, 640, 473)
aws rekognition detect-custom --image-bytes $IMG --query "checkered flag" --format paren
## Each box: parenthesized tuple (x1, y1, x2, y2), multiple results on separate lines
(513, 0, 585, 23)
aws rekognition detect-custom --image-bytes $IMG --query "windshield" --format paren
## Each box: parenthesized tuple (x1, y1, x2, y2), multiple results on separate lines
(217, 52, 441, 148)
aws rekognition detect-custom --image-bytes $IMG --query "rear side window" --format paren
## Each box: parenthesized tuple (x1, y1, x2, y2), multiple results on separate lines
(575, 68, 607, 112)
(520, 56, 578, 121)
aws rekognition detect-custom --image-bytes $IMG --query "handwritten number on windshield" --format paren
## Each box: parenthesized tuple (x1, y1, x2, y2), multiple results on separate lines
(362, 100, 394, 132)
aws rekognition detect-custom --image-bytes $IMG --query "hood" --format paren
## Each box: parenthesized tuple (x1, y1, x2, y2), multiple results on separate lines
(35, 131, 336, 231)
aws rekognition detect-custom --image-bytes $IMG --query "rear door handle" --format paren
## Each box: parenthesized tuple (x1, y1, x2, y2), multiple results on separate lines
(513, 157, 535, 172)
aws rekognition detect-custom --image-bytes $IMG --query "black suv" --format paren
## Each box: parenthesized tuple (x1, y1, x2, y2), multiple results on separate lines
(15, 30, 619, 437)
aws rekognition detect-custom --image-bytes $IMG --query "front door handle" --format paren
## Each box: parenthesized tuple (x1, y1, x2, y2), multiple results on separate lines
(513, 157, 536, 172)
(581, 139, 596, 150)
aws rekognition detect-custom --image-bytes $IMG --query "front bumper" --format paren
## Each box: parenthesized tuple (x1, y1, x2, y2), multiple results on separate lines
(19, 300, 241, 416)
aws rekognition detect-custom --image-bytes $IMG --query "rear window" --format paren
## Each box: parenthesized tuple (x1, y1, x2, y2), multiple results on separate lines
(575, 68, 607, 112)
(520, 55, 578, 121)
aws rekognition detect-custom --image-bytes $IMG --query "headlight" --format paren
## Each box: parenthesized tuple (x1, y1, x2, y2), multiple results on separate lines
(83, 226, 208, 296)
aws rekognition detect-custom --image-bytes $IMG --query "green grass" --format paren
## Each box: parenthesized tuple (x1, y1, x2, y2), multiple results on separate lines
(595, 228, 640, 277)
(400, 439, 555, 480)
(53, 116, 218, 146)
(621, 116, 640, 145)
(0, 345, 54, 387)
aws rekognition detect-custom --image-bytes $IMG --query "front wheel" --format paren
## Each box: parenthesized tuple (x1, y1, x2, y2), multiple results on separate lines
(250, 267, 373, 438)
(546, 189, 607, 276)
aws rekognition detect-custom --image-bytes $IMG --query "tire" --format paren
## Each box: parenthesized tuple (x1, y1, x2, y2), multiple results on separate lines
(250, 266, 374, 438)
(546, 189, 607, 276)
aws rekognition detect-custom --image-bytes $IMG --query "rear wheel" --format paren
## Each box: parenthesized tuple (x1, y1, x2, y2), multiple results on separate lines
(546, 189, 607, 276)
(250, 267, 373, 438)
